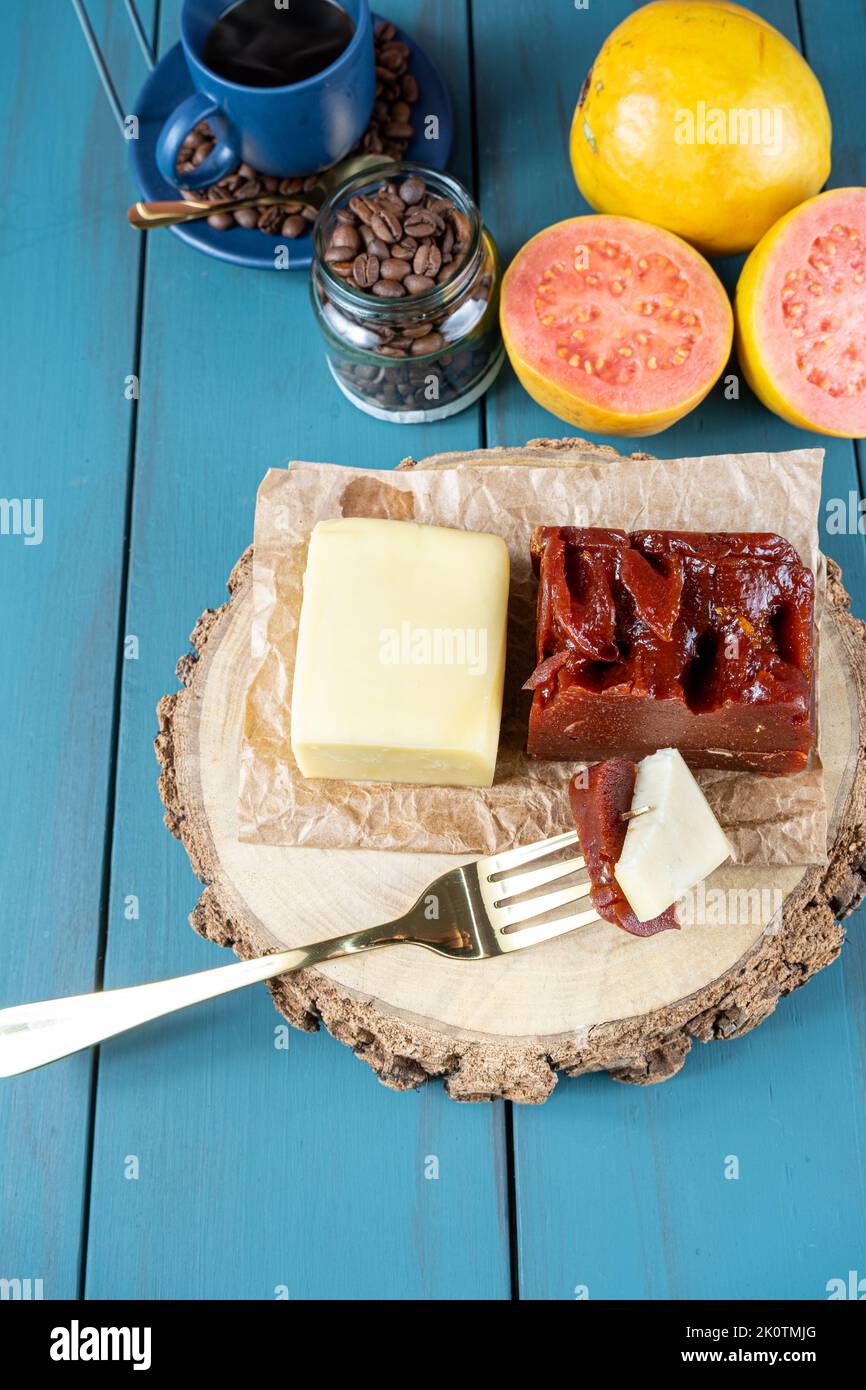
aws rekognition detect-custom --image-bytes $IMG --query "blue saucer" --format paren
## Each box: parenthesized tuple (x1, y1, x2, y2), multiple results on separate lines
(130, 22, 454, 271)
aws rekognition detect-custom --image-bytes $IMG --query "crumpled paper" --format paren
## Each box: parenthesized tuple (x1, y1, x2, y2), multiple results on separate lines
(239, 446, 826, 865)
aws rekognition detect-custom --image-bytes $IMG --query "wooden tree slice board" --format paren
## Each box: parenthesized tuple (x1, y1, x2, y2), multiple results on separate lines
(156, 440, 866, 1102)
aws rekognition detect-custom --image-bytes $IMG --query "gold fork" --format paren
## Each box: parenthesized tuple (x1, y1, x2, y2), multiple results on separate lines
(0, 830, 592, 1077)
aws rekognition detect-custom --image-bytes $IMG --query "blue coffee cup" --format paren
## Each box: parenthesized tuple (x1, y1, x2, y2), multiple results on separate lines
(156, 0, 376, 188)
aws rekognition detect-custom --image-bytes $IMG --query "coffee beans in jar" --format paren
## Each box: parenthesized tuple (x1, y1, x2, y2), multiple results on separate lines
(311, 163, 503, 421)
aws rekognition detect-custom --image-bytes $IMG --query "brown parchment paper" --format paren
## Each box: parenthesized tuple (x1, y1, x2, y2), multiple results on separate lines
(239, 448, 827, 865)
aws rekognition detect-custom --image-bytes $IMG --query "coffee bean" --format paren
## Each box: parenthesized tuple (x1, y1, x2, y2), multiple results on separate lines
(378, 193, 407, 220)
(402, 74, 419, 102)
(399, 176, 426, 206)
(372, 279, 406, 298)
(380, 44, 410, 70)
(402, 322, 434, 339)
(257, 207, 283, 233)
(370, 208, 403, 243)
(353, 253, 380, 288)
(282, 215, 307, 238)
(403, 274, 436, 294)
(385, 122, 414, 140)
(403, 210, 441, 239)
(450, 208, 472, 249)
(234, 208, 260, 229)
(381, 258, 411, 281)
(233, 179, 261, 200)
(207, 212, 235, 230)
(349, 194, 377, 224)
(411, 332, 445, 355)
(367, 235, 390, 259)
(389, 237, 417, 261)
(374, 19, 396, 41)
(413, 242, 442, 277)
(331, 224, 361, 254)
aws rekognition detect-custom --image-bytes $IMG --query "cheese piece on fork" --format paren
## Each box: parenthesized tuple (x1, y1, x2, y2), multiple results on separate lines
(291, 517, 509, 787)
(614, 748, 733, 923)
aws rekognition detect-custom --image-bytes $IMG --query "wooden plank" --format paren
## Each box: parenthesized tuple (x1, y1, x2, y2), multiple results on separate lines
(83, 0, 510, 1299)
(798, 0, 866, 560)
(0, 0, 155, 1300)
(473, 0, 866, 1297)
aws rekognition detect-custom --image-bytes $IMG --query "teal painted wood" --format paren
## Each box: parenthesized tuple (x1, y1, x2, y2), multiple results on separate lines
(799, 0, 866, 555)
(0, 0, 155, 1299)
(472, 0, 866, 1298)
(82, 0, 510, 1300)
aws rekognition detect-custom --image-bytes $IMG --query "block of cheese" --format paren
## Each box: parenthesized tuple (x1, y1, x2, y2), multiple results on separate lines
(614, 748, 733, 923)
(290, 517, 510, 786)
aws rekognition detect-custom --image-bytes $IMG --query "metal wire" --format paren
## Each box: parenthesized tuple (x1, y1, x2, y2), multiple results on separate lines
(70, 0, 155, 139)
(124, 0, 155, 71)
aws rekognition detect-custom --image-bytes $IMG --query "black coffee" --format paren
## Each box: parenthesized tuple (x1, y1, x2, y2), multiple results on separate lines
(204, 0, 355, 88)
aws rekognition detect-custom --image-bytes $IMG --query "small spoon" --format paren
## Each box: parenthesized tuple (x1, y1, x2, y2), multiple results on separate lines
(128, 153, 392, 231)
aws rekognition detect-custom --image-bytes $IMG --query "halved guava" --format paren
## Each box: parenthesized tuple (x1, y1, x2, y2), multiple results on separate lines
(735, 188, 866, 438)
(501, 216, 733, 436)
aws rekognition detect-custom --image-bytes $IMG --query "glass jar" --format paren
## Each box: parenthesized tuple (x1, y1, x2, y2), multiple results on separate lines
(310, 162, 503, 422)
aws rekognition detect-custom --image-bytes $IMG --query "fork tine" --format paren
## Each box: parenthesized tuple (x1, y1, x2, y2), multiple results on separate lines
(497, 880, 594, 928)
(492, 852, 586, 901)
(482, 829, 579, 875)
(497, 905, 600, 952)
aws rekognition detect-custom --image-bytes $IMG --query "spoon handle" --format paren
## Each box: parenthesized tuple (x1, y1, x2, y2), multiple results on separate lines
(127, 195, 309, 230)
(127, 154, 392, 230)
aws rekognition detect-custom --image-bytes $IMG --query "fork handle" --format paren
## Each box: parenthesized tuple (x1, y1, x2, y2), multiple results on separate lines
(0, 922, 405, 1078)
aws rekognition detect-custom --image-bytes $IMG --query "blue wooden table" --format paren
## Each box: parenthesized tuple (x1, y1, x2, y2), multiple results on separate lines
(1, 0, 864, 1301)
